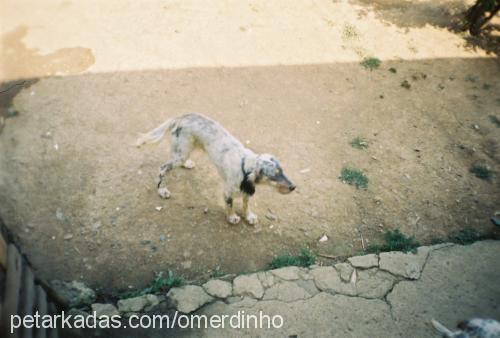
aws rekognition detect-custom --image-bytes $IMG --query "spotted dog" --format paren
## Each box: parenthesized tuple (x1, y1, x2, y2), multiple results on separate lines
(135, 113, 295, 224)
(431, 318, 500, 338)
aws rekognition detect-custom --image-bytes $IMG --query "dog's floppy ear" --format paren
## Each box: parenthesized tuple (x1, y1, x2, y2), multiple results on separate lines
(254, 169, 264, 183)
(240, 177, 255, 195)
(240, 157, 258, 195)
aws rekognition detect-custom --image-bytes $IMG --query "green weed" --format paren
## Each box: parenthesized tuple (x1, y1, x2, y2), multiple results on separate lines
(120, 271, 183, 299)
(340, 167, 368, 190)
(270, 248, 316, 269)
(470, 164, 493, 181)
(365, 229, 420, 254)
(350, 137, 369, 150)
(361, 57, 381, 70)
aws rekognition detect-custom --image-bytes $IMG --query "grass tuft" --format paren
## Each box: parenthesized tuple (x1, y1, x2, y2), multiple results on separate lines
(470, 164, 493, 181)
(350, 137, 369, 150)
(121, 271, 183, 299)
(270, 248, 316, 269)
(448, 228, 483, 245)
(401, 80, 411, 89)
(360, 57, 381, 70)
(340, 167, 368, 190)
(366, 229, 420, 254)
(488, 115, 500, 127)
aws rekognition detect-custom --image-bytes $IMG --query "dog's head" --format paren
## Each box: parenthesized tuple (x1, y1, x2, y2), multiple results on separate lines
(254, 154, 296, 194)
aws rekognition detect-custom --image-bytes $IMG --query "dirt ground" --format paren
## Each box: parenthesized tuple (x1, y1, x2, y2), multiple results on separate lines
(0, 0, 499, 290)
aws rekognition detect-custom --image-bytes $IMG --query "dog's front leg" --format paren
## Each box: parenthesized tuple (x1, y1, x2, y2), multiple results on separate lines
(224, 192, 240, 224)
(242, 194, 258, 225)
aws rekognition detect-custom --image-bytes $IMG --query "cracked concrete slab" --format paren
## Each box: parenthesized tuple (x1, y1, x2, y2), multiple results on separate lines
(182, 242, 499, 337)
(196, 293, 398, 337)
(233, 274, 264, 299)
(60, 241, 499, 338)
(356, 268, 396, 299)
(387, 241, 500, 337)
(263, 281, 313, 302)
(310, 266, 357, 296)
(348, 254, 379, 268)
(379, 246, 430, 279)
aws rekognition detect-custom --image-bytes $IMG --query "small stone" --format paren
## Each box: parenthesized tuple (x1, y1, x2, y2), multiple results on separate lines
(310, 266, 356, 296)
(265, 212, 278, 221)
(158, 187, 171, 199)
(300, 168, 311, 174)
(155, 206, 163, 211)
(167, 286, 213, 313)
(204, 207, 209, 214)
(257, 271, 275, 288)
(118, 297, 147, 313)
(233, 274, 264, 299)
(159, 234, 166, 242)
(379, 247, 430, 279)
(348, 254, 378, 268)
(50, 280, 96, 308)
(271, 266, 301, 281)
(263, 281, 313, 302)
(63, 234, 73, 240)
(319, 234, 329, 242)
(334, 263, 354, 282)
(56, 209, 64, 220)
(118, 294, 159, 313)
(91, 303, 119, 318)
(202, 280, 233, 298)
(140, 240, 151, 245)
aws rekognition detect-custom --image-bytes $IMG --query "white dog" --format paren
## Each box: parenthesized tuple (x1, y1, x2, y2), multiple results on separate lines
(135, 113, 295, 224)
(431, 318, 500, 338)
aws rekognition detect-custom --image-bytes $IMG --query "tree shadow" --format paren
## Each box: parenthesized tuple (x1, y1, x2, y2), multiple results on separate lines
(351, 0, 499, 55)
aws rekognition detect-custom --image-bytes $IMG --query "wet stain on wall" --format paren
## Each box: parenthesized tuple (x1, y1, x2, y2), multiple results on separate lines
(1, 25, 95, 81)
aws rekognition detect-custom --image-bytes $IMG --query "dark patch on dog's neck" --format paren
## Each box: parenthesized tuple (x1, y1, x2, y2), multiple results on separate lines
(240, 157, 255, 196)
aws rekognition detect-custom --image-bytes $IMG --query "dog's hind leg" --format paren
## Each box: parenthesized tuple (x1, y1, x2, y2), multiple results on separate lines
(224, 190, 240, 224)
(157, 133, 194, 199)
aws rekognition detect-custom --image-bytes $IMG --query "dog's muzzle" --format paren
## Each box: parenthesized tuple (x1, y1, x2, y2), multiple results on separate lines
(278, 178, 296, 194)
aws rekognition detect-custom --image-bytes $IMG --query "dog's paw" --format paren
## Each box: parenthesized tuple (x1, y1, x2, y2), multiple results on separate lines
(183, 159, 195, 169)
(158, 187, 171, 199)
(246, 212, 258, 225)
(227, 214, 241, 225)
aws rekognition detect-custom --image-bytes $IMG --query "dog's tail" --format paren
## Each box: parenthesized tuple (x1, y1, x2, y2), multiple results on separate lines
(431, 319, 454, 338)
(135, 118, 177, 147)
